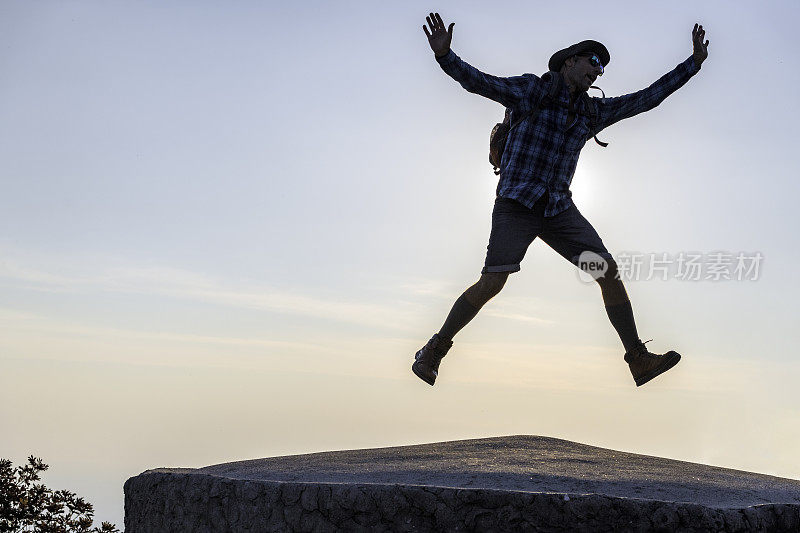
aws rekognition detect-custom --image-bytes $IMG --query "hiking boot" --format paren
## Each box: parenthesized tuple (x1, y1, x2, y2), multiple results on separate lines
(624, 339, 681, 387)
(412, 334, 453, 386)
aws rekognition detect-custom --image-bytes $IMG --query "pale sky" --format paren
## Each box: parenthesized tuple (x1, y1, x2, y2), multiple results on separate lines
(2, 0, 799, 527)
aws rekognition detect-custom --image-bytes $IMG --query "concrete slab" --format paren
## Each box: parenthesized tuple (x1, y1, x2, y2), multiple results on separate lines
(125, 435, 800, 531)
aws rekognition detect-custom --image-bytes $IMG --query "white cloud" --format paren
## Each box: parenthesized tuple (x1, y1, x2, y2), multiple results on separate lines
(0, 248, 424, 330)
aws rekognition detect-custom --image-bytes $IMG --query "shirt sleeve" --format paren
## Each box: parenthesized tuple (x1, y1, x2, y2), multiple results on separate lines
(593, 56, 700, 132)
(435, 49, 536, 109)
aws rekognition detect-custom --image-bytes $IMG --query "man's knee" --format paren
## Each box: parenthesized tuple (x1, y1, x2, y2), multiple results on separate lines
(477, 272, 509, 297)
(594, 258, 620, 285)
(465, 271, 509, 307)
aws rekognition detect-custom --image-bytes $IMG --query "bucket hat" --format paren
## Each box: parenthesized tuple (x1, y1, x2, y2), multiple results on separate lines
(548, 40, 610, 72)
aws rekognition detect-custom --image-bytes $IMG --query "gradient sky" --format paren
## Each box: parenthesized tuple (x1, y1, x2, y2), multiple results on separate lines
(2, 0, 799, 527)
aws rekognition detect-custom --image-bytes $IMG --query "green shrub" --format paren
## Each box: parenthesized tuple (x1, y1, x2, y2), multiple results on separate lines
(0, 456, 118, 533)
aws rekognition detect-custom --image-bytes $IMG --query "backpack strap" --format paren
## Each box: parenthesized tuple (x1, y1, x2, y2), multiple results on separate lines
(507, 71, 562, 133)
(583, 86, 608, 147)
(543, 70, 563, 105)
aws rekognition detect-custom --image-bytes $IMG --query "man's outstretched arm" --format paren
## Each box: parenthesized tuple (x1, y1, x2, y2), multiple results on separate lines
(594, 24, 710, 132)
(423, 12, 534, 109)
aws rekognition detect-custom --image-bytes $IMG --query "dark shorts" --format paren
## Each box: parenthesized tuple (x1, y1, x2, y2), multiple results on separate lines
(482, 195, 613, 274)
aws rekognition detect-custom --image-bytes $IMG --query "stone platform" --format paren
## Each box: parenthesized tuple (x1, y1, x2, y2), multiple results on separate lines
(124, 435, 800, 531)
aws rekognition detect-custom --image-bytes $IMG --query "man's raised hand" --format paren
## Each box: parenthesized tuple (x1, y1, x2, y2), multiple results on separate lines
(692, 23, 709, 68)
(423, 12, 454, 58)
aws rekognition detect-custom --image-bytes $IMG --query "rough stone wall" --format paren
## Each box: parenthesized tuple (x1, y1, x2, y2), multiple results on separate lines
(124, 472, 800, 532)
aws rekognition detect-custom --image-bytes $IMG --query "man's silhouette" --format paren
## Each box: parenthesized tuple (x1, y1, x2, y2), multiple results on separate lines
(413, 12, 709, 387)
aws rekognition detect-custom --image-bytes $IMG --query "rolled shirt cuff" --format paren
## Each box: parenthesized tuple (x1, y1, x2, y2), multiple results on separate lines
(482, 263, 521, 274)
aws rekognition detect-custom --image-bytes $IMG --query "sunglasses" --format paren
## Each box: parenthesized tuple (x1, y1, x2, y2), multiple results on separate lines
(578, 53, 604, 76)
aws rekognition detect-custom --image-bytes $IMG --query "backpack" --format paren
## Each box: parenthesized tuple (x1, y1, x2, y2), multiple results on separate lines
(489, 72, 608, 175)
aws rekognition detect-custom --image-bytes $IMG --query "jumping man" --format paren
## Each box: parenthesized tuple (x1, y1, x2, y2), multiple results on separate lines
(413, 13, 709, 387)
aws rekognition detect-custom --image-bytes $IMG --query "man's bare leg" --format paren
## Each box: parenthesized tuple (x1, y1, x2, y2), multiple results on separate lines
(594, 259, 681, 386)
(413, 272, 510, 385)
(438, 272, 510, 341)
(595, 260, 641, 353)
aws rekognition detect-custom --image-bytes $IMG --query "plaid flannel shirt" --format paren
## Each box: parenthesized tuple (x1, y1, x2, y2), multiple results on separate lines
(436, 50, 700, 216)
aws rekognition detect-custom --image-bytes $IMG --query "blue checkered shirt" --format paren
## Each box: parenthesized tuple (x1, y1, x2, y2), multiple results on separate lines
(436, 50, 700, 216)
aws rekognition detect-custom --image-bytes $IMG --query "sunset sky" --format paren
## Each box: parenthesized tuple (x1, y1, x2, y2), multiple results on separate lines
(2, 0, 799, 526)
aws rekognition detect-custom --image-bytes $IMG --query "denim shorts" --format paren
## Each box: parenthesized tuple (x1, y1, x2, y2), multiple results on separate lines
(482, 195, 613, 274)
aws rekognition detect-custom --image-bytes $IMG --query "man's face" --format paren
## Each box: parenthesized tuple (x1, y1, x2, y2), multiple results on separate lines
(565, 54, 604, 92)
